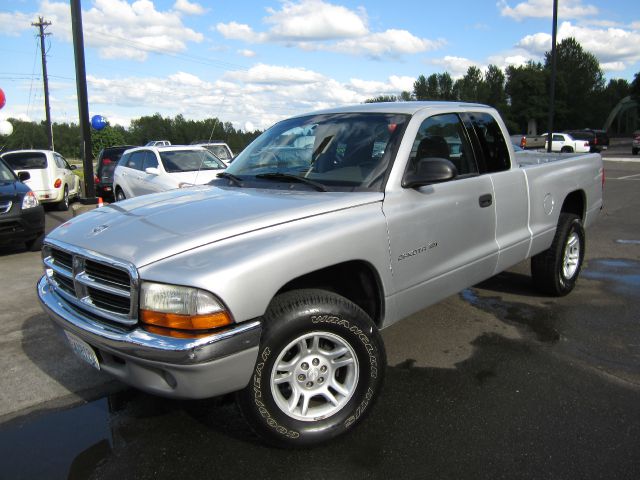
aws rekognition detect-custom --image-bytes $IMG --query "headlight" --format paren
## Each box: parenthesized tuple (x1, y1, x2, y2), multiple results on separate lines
(22, 191, 40, 209)
(140, 282, 232, 331)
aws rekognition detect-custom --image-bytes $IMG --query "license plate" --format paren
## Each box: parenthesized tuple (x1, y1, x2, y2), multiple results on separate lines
(65, 332, 100, 370)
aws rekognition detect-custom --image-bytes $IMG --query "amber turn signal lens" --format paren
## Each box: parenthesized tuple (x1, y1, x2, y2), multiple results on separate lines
(142, 325, 215, 339)
(140, 310, 232, 330)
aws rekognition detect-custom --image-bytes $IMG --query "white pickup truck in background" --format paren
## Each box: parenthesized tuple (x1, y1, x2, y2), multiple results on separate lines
(38, 102, 603, 447)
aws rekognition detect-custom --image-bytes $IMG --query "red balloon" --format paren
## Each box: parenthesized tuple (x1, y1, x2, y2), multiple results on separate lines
(0, 88, 5, 110)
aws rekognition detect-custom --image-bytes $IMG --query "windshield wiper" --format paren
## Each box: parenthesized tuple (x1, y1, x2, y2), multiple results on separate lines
(255, 173, 327, 192)
(216, 172, 244, 187)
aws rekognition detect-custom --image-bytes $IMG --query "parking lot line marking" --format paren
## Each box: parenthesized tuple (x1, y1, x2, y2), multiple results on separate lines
(611, 173, 640, 180)
(604, 158, 640, 163)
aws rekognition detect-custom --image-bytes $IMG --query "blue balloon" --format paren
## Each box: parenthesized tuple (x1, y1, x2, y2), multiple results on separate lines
(91, 114, 108, 130)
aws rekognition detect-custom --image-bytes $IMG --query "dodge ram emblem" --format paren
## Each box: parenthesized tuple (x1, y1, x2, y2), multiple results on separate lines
(91, 224, 109, 235)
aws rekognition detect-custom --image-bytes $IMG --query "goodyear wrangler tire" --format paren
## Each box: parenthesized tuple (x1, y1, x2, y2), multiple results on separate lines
(531, 213, 585, 296)
(236, 289, 386, 447)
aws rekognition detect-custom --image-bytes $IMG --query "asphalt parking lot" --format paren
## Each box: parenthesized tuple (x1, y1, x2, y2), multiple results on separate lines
(0, 147, 639, 479)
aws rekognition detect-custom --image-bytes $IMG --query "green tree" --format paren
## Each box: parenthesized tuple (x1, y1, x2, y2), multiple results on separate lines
(505, 62, 547, 134)
(545, 37, 604, 129)
(484, 64, 507, 111)
(364, 95, 399, 103)
(426, 74, 439, 99)
(437, 73, 454, 100)
(455, 66, 486, 102)
(91, 126, 127, 159)
(413, 75, 429, 100)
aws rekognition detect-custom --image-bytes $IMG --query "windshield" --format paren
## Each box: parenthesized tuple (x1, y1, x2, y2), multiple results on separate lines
(2, 152, 48, 170)
(0, 159, 17, 182)
(225, 113, 409, 191)
(159, 150, 226, 173)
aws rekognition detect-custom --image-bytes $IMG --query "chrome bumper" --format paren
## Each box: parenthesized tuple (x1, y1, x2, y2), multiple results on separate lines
(38, 275, 262, 399)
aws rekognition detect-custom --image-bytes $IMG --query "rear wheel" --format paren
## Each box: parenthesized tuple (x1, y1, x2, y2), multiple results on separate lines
(237, 289, 386, 447)
(57, 186, 69, 211)
(633, 147, 639, 155)
(115, 189, 126, 201)
(531, 213, 585, 296)
(560, 146, 573, 153)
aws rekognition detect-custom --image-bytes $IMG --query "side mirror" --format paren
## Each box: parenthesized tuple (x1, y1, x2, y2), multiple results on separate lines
(69, 165, 77, 170)
(18, 171, 31, 182)
(402, 157, 458, 188)
(145, 167, 160, 175)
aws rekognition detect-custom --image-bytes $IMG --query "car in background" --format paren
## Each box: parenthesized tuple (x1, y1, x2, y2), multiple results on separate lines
(94, 145, 136, 202)
(190, 141, 234, 165)
(565, 129, 609, 153)
(543, 133, 591, 153)
(632, 131, 640, 155)
(0, 149, 81, 210)
(0, 156, 45, 251)
(113, 145, 226, 200)
(145, 140, 171, 147)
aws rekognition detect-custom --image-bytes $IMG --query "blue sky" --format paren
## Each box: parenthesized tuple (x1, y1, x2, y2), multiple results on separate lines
(1, 0, 638, 131)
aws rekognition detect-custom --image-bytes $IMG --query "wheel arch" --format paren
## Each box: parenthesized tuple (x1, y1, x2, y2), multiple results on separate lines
(276, 260, 385, 329)
(560, 190, 586, 222)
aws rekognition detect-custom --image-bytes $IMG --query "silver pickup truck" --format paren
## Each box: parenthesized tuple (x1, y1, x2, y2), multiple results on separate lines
(38, 102, 603, 447)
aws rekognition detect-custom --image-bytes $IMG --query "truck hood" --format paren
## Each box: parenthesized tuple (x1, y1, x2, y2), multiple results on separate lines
(47, 185, 383, 267)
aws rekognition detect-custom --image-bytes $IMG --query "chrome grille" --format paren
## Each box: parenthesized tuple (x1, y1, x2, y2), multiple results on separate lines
(42, 241, 139, 326)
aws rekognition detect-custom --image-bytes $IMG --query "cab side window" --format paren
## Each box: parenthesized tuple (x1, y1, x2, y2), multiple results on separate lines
(142, 151, 159, 170)
(463, 112, 510, 173)
(409, 113, 477, 177)
(126, 151, 146, 170)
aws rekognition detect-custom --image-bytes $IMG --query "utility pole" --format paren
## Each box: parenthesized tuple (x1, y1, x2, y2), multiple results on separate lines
(546, 0, 559, 153)
(70, 0, 96, 203)
(32, 16, 54, 151)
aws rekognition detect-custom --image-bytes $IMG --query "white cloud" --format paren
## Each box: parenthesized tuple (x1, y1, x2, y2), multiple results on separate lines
(264, 0, 368, 40)
(6, 0, 204, 62)
(216, 0, 441, 58)
(0, 11, 33, 36)
(238, 49, 257, 58)
(516, 21, 640, 70)
(81, 67, 417, 130)
(431, 56, 483, 79)
(498, 0, 598, 21)
(173, 0, 206, 15)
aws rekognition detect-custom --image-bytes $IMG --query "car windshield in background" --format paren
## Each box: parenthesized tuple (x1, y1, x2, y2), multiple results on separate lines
(159, 150, 226, 173)
(203, 145, 231, 161)
(0, 159, 17, 182)
(225, 113, 409, 191)
(2, 152, 48, 170)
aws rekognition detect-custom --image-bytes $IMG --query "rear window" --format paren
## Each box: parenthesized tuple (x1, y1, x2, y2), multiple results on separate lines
(203, 145, 231, 161)
(2, 152, 48, 170)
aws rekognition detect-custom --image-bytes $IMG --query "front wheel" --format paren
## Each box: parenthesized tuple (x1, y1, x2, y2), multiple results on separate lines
(237, 289, 386, 447)
(531, 213, 585, 296)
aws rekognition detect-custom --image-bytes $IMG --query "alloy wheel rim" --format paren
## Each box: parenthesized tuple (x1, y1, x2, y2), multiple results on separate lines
(563, 232, 580, 279)
(270, 331, 359, 422)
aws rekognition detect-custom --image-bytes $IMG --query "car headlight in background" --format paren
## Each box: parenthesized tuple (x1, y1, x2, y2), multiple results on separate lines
(140, 282, 232, 331)
(178, 182, 195, 188)
(22, 191, 40, 209)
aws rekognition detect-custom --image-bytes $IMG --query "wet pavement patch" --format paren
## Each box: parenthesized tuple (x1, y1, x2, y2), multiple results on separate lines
(0, 399, 112, 480)
(460, 288, 560, 343)
(582, 258, 640, 297)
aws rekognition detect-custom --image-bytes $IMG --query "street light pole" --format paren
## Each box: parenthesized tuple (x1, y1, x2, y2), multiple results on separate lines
(547, 0, 559, 153)
(70, 0, 97, 203)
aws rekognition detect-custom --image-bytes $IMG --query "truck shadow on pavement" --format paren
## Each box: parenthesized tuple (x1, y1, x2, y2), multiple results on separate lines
(4, 329, 640, 480)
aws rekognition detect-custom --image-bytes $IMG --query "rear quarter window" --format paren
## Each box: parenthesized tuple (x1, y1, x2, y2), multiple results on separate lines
(464, 113, 510, 174)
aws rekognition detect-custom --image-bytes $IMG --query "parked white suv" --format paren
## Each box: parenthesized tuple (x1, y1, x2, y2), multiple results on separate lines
(113, 146, 226, 200)
(0, 149, 81, 210)
(543, 133, 590, 153)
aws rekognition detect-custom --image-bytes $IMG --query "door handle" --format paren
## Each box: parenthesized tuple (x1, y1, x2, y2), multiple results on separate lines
(479, 193, 493, 208)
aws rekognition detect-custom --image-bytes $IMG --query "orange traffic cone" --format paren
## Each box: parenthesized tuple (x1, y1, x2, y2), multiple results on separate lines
(97, 197, 103, 208)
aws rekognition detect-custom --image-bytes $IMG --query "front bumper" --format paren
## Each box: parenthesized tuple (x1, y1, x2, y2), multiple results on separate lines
(0, 205, 45, 245)
(38, 275, 261, 399)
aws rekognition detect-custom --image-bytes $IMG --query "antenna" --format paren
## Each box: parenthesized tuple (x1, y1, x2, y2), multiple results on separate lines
(32, 16, 54, 151)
